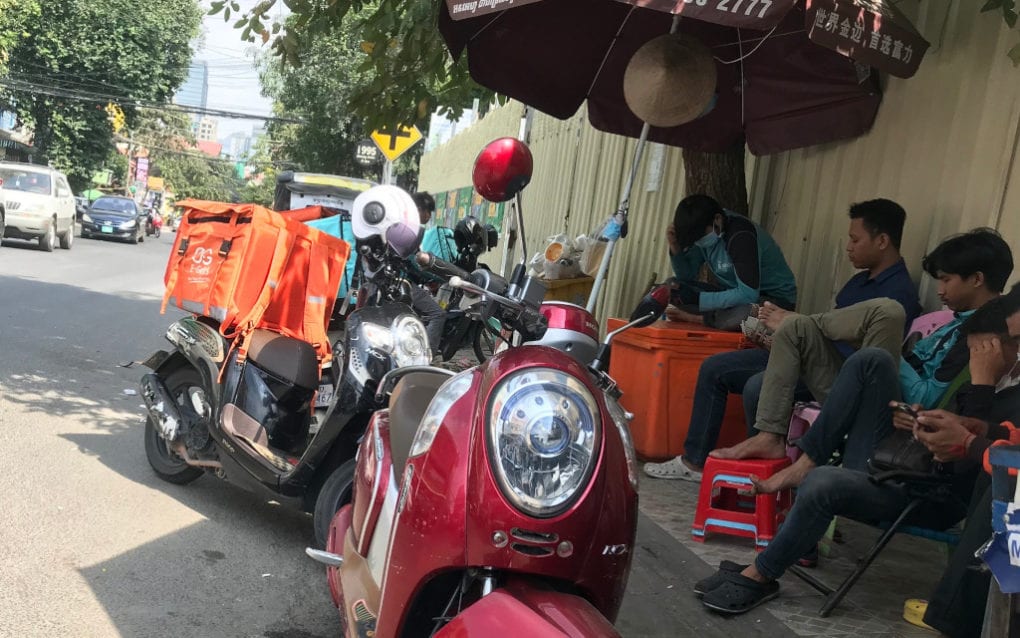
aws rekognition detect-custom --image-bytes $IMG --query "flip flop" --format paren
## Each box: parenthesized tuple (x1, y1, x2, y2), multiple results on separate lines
(903, 599, 936, 631)
(694, 560, 748, 597)
(643, 457, 703, 482)
(701, 571, 780, 615)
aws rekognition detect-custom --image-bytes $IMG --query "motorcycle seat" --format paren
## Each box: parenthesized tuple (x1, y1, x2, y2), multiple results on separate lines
(388, 371, 450, 474)
(247, 329, 320, 391)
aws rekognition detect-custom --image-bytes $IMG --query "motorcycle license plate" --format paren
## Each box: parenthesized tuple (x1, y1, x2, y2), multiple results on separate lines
(315, 383, 334, 408)
(101, 225, 113, 233)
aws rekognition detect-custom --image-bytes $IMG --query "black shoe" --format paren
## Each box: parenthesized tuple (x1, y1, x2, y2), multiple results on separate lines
(694, 560, 748, 597)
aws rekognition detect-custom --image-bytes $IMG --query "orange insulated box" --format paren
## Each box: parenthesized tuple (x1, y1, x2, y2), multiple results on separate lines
(606, 318, 752, 461)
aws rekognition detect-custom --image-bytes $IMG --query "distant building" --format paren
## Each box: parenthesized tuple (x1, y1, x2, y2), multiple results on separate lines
(219, 125, 268, 161)
(175, 62, 209, 109)
(425, 103, 480, 152)
(196, 117, 218, 142)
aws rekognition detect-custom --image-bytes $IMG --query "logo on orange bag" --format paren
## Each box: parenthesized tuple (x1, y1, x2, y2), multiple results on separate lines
(189, 247, 214, 277)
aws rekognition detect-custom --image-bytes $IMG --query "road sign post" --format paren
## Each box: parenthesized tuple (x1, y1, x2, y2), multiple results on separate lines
(370, 126, 423, 186)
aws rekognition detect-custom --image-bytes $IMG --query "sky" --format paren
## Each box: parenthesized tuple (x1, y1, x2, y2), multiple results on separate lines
(195, 0, 284, 140)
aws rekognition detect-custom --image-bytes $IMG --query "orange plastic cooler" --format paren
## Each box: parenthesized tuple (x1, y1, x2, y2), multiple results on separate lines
(606, 318, 751, 461)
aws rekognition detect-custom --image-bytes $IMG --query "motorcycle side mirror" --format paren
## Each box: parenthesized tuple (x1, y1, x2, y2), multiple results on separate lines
(589, 312, 656, 373)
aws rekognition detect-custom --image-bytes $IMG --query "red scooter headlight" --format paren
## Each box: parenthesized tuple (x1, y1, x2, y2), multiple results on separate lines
(486, 368, 601, 518)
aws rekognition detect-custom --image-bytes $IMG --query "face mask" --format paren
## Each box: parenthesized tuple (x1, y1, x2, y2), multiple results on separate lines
(996, 352, 1020, 393)
(694, 229, 721, 250)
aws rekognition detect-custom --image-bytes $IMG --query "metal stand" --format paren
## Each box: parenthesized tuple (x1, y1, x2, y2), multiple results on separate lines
(788, 498, 922, 617)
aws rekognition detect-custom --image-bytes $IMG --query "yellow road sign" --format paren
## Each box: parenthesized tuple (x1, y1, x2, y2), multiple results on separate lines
(370, 126, 423, 163)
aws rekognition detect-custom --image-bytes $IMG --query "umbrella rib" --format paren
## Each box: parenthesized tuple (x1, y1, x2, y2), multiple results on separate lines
(469, 11, 510, 42)
(713, 24, 779, 64)
(585, 5, 638, 99)
(713, 28, 802, 51)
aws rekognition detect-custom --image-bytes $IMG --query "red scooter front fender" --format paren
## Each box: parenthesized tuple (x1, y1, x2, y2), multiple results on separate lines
(434, 580, 620, 638)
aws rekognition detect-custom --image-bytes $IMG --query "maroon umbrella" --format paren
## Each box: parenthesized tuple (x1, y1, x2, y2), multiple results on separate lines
(439, 0, 928, 155)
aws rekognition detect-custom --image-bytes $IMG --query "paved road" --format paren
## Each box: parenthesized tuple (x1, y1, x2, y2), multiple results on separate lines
(0, 233, 337, 638)
(0, 230, 791, 638)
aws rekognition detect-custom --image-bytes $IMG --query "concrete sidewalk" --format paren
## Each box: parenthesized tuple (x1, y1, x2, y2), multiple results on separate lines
(628, 470, 947, 638)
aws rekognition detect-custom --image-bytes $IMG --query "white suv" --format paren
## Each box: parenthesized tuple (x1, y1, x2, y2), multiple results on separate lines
(0, 162, 76, 251)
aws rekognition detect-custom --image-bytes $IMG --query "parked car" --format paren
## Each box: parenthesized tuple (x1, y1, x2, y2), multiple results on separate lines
(0, 162, 76, 251)
(81, 196, 146, 244)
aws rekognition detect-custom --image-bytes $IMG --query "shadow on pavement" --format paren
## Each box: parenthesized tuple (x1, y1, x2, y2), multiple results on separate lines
(0, 275, 337, 637)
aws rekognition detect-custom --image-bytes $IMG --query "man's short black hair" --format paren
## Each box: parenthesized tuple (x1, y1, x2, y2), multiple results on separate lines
(412, 191, 436, 214)
(960, 283, 1020, 337)
(848, 198, 906, 250)
(673, 194, 724, 249)
(921, 228, 1014, 293)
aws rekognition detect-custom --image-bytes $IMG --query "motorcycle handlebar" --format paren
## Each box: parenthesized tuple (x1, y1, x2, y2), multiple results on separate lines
(416, 251, 471, 282)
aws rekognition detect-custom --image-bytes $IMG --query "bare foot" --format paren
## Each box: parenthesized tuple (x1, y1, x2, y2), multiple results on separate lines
(758, 302, 795, 333)
(750, 456, 816, 494)
(710, 432, 788, 460)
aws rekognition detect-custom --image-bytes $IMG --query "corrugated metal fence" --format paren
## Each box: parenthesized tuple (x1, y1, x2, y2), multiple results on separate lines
(420, 1, 1020, 327)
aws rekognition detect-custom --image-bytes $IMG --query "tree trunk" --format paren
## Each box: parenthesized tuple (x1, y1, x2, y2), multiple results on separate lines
(682, 143, 748, 215)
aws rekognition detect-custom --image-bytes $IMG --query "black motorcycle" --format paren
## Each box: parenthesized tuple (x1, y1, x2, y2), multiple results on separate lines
(139, 231, 431, 546)
(432, 216, 500, 363)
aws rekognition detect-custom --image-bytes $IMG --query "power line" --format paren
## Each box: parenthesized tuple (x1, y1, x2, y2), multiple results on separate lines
(0, 78, 303, 124)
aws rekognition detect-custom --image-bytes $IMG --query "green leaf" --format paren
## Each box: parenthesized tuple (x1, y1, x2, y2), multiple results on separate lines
(234, 17, 248, 29)
(1009, 42, 1020, 65)
(224, 7, 231, 21)
(1006, 7, 1019, 27)
(983, 0, 1004, 11)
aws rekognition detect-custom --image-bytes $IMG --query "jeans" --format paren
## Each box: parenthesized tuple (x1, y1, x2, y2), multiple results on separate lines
(682, 349, 811, 466)
(755, 348, 965, 580)
(795, 348, 899, 468)
(410, 285, 445, 356)
(755, 465, 961, 580)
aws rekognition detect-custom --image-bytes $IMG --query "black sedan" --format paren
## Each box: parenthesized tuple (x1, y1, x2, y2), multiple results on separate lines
(81, 196, 146, 243)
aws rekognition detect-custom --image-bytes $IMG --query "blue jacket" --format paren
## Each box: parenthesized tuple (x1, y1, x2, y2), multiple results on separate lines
(670, 212, 797, 312)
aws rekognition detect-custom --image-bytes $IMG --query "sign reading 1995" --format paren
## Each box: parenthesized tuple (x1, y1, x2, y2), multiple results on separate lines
(370, 126, 423, 163)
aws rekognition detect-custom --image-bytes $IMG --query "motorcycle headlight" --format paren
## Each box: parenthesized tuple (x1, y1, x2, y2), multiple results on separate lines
(120, 219, 137, 229)
(605, 395, 639, 491)
(392, 315, 430, 367)
(360, 316, 431, 368)
(362, 322, 393, 351)
(409, 370, 473, 458)
(487, 368, 600, 518)
(82, 213, 92, 223)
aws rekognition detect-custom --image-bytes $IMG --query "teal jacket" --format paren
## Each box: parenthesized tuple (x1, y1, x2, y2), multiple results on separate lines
(670, 212, 797, 312)
(900, 310, 974, 408)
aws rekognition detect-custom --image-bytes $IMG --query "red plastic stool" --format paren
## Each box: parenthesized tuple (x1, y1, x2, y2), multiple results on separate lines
(691, 457, 794, 550)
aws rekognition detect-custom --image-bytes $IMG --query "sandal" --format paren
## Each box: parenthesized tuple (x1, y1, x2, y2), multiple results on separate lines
(903, 599, 936, 631)
(701, 571, 780, 615)
(643, 456, 703, 482)
(694, 560, 747, 597)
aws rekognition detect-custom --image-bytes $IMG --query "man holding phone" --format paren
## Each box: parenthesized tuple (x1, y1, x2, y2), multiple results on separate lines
(892, 288, 1020, 637)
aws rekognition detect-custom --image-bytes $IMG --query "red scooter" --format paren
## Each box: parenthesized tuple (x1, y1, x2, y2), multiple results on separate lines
(306, 139, 653, 637)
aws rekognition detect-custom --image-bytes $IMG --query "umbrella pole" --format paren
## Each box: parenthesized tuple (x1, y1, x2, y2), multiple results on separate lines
(585, 15, 679, 315)
(585, 121, 650, 313)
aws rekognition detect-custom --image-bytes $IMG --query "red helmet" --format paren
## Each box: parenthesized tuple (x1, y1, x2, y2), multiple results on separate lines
(472, 138, 533, 203)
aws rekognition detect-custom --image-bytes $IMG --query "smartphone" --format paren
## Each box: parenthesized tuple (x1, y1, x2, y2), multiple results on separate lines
(892, 402, 919, 419)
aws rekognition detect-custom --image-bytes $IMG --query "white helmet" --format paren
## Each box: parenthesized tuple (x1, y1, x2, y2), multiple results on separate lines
(351, 185, 422, 259)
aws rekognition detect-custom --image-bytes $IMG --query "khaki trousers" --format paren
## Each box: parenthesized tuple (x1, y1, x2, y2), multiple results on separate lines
(754, 298, 906, 435)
